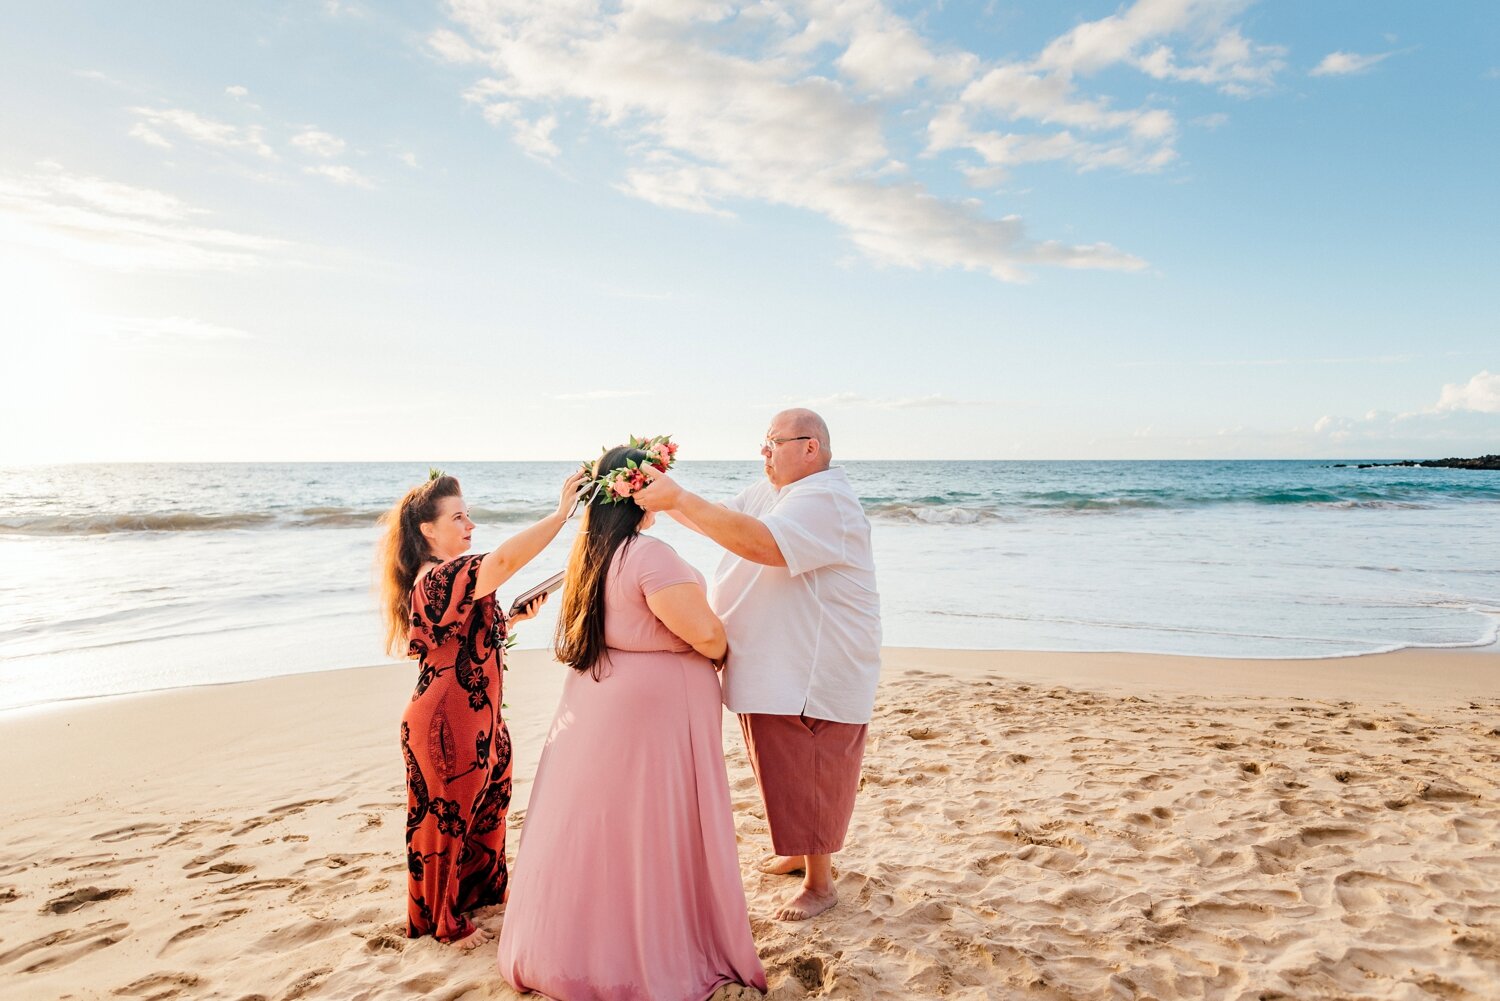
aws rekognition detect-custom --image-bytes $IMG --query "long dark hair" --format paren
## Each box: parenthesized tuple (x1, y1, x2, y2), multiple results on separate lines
(554, 446, 650, 680)
(377, 473, 463, 657)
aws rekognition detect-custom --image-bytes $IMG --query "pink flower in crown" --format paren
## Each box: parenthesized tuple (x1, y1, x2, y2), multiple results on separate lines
(611, 476, 634, 497)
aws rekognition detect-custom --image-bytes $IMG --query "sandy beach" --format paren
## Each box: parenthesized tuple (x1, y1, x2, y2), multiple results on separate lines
(2, 647, 1498, 1001)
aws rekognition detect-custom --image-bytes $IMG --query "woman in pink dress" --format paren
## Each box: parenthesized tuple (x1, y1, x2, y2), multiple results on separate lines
(497, 445, 766, 1000)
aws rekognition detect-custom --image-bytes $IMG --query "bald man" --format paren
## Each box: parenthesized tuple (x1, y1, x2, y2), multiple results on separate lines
(635, 409, 881, 921)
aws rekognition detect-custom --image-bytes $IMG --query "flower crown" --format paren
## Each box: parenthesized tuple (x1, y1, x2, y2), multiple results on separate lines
(586, 435, 679, 506)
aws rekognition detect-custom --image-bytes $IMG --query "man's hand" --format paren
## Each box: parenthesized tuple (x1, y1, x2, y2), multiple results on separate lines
(633, 468, 684, 513)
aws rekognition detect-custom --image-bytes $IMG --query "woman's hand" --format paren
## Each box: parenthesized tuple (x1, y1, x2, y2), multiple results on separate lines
(556, 469, 590, 520)
(509, 592, 547, 624)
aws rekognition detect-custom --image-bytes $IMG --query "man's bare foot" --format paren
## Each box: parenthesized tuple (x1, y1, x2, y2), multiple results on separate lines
(452, 927, 494, 950)
(758, 854, 804, 876)
(776, 886, 837, 921)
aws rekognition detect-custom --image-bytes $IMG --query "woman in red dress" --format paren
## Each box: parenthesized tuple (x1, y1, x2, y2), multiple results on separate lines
(377, 468, 586, 950)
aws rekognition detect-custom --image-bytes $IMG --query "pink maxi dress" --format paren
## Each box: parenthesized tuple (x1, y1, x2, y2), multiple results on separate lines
(496, 535, 766, 1001)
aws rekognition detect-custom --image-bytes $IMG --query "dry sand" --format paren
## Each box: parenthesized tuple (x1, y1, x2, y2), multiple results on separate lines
(2, 647, 1498, 1001)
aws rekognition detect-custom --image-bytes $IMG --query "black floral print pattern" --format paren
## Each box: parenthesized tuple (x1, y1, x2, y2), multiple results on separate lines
(401, 554, 513, 943)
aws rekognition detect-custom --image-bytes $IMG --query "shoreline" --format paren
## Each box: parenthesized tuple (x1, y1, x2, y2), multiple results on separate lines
(3, 647, 1498, 999)
(3, 640, 1496, 719)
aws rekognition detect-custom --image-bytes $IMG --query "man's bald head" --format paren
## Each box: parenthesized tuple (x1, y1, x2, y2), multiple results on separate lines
(773, 409, 832, 464)
(763, 408, 832, 487)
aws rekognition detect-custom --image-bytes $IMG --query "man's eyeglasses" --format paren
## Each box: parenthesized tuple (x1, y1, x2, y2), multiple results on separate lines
(761, 436, 812, 451)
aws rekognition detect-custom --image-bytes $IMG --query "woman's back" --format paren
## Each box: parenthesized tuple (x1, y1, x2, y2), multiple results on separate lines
(496, 532, 765, 1000)
(601, 535, 703, 654)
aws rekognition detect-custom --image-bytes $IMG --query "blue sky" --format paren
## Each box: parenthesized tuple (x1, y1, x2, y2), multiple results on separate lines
(1, 0, 1496, 462)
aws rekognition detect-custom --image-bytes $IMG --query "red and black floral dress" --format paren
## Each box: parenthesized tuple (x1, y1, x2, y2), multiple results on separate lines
(402, 554, 513, 942)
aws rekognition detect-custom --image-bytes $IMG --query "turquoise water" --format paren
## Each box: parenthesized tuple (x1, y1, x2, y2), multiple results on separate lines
(1, 461, 1497, 709)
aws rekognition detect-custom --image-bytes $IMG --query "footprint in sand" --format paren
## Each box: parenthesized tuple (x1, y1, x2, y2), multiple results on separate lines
(0, 919, 130, 974)
(341, 811, 383, 831)
(42, 886, 130, 914)
(363, 932, 407, 955)
(113, 972, 202, 998)
(786, 954, 827, 991)
(280, 966, 332, 1000)
(1453, 817, 1489, 844)
(159, 908, 249, 955)
(69, 856, 150, 874)
(1298, 825, 1366, 847)
(1420, 780, 1478, 804)
(300, 852, 378, 871)
(183, 845, 236, 869)
(233, 798, 337, 836)
(155, 819, 233, 848)
(1333, 870, 1424, 912)
(253, 918, 339, 950)
(186, 862, 253, 881)
(1251, 838, 1303, 874)
(1186, 900, 1274, 927)
(91, 822, 171, 844)
(215, 878, 297, 900)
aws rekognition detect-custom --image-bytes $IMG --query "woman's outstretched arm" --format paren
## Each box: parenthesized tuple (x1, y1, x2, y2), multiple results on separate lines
(475, 470, 588, 599)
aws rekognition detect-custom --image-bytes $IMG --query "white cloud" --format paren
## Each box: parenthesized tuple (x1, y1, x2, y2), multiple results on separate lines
(1306, 408, 1500, 451)
(1301, 373, 1500, 451)
(303, 164, 374, 189)
(428, 27, 485, 64)
(129, 123, 173, 148)
(1436, 371, 1500, 413)
(130, 107, 275, 158)
(778, 0, 976, 97)
(921, 1, 1293, 183)
(1193, 112, 1229, 129)
(0, 163, 285, 272)
(398, 151, 420, 168)
(436, 0, 1203, 281)
(1035, 0, 1284, 94)
(291, 128, 347, 158)
(1310, 51, 1393, 77)
(226, 85, 249, 99)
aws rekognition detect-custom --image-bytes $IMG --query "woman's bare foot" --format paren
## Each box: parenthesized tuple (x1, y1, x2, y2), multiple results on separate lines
(776, 886, 837, 921)
(451, 927, 494, 950)
(758, 854, 804, 876)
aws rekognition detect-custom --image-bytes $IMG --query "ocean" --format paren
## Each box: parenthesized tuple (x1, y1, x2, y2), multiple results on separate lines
(1, 460, 1497, 711)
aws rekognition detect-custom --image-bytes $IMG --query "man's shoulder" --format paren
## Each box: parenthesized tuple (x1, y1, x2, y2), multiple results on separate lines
(782, 469, 864, 513)
(734, 479, 778, 510)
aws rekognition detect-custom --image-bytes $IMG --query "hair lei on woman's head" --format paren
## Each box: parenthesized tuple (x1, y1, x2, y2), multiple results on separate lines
(585, 435, 678, 506)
